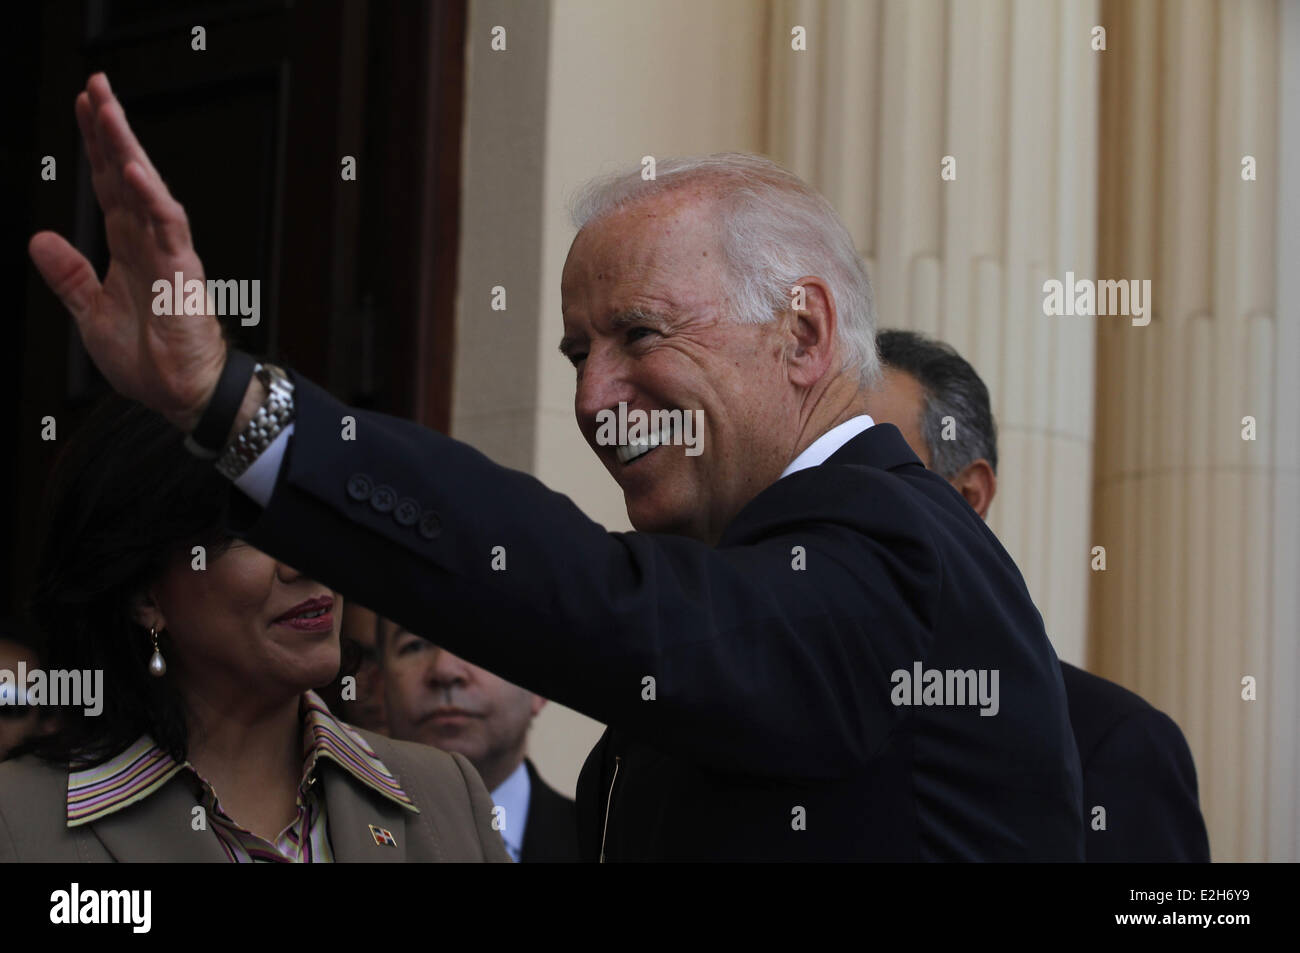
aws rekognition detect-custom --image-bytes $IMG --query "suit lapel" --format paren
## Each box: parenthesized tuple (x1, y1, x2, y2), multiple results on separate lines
(88, 760, 416, 862)
(575, 729, 614, 861)
(521, 759, 580, 863)
(88, 776, 230, 862)
(319, 760, 413, 863)
(522, 760, 546, 863)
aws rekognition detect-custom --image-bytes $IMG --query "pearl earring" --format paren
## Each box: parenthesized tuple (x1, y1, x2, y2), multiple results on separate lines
(148, 625, 167, 677)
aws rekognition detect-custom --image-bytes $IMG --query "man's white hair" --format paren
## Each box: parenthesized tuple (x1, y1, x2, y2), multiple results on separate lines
(569, 153, 880, 388)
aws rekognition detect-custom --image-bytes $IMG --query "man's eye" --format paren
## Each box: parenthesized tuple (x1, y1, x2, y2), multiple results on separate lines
(626, 327, 655, 344)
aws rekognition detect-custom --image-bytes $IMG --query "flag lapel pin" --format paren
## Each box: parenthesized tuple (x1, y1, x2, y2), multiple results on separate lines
(369, 824, 397, 847)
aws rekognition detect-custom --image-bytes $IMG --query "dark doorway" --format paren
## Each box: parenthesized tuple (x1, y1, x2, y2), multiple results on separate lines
(3, 0, 466, 619)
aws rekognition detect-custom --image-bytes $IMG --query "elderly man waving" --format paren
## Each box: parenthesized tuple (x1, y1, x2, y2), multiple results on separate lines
(30, 73, 1083, 862)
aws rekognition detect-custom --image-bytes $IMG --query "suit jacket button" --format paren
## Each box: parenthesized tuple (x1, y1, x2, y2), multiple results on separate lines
(394, 498, 420, 527)
(346, 473, 373, 501)
(370, 485, 397, 513)
(418, 511, 443, 539)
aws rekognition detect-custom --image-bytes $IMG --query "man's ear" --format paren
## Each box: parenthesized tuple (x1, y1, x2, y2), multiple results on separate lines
(130, 590, 164, 632)
(530, 696, 547, 718)
(950, 459, 997, 520)
(785, 275, 837, 387)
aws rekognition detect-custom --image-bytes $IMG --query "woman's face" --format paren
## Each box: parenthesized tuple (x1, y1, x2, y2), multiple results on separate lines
(143, 540, 342, 704)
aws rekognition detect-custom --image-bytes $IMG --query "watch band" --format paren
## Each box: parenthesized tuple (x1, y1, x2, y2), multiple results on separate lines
(214, 363, 295, 481)
(184, 350, 257, 459)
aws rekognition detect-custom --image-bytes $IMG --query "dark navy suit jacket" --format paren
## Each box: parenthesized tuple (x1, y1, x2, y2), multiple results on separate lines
(521, 759, 580, 863)
(230, 373, 1084, 860)
(1062, 663, 1210, 861)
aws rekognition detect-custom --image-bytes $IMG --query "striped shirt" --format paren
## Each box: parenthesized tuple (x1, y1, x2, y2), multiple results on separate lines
(66, 690, 417, 862)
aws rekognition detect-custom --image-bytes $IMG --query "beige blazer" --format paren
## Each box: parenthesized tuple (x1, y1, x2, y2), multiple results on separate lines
(0, 731, 511, 863)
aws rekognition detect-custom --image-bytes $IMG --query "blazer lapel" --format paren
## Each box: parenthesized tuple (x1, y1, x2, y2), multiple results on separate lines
(319, 760, 413, 863)
(87, 776, 230, 862)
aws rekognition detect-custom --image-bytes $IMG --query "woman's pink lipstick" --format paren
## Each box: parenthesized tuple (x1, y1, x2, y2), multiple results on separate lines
(272, 596, 335, 631)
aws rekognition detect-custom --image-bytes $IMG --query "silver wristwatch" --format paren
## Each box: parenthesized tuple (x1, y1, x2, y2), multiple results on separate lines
(215, 363, 295, 480)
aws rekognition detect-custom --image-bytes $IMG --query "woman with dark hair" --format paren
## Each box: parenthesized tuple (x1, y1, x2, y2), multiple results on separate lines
(0, 396, 509, 862)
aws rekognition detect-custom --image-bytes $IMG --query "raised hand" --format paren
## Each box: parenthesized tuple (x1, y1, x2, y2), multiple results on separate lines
(28, 73, 227, 432)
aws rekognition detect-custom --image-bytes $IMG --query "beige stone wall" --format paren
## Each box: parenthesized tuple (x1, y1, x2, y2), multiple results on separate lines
(1091, 0, 1297, 862)
(1270, 0, 1300, 867)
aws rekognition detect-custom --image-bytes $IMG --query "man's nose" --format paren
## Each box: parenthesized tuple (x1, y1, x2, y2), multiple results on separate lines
(574, 349, 634, 437)
(427, 646, 470, 687)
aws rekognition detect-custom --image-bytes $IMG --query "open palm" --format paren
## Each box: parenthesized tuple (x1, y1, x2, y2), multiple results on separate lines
(28, 73, 227, 431)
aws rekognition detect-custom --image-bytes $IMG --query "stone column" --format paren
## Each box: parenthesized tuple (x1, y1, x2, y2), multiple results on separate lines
(1091, 0, 1296, 861)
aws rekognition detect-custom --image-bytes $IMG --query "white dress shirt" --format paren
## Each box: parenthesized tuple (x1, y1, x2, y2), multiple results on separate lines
(490, 761, 531, 863)
(235, 423, 293, 507)
(779, 415, 875, 479)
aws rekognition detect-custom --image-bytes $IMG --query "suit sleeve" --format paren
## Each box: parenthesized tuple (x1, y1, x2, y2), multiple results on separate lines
(1084, 709, 1211, 862)
(228, 373, 942, 780)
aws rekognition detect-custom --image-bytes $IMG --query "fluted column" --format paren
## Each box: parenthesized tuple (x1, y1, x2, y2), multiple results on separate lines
(1269, 0, 1300, 867)
(1092, 0, 1295, 861)
(766, 0, 1100, 665)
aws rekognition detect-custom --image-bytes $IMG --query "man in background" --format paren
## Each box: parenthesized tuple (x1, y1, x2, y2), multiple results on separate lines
(869, 328, 1211, 862)
(379, 619, 579, 862)
(337, 602, 390, 734)
(317, 602, 390, 734)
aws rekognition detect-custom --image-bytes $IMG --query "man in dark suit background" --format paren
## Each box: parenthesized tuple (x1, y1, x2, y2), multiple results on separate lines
(31, 75, 1085, 860)
(378, 618, 579, 862)
(869, 328, 1211, 862)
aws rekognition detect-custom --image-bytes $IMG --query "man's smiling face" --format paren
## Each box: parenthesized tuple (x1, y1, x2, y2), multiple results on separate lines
(560, 192, 797, 542)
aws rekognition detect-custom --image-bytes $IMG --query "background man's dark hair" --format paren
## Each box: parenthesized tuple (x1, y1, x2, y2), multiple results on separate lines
(876, 329, 998, 479)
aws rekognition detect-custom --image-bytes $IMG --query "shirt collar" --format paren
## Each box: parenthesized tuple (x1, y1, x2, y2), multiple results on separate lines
(780, 415, 875, 479)
(490, 760, 531, 860)
(67, 690, 416, 827)
(298, 691, 418, 814)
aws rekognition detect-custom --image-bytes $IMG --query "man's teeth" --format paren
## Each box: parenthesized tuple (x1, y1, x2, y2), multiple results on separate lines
(616, 420, 674, 464)
(616, 441, 654, 464)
